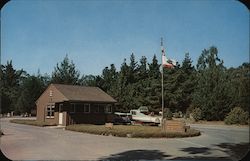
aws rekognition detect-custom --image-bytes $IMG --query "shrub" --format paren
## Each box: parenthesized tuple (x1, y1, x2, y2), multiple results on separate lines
(191, 108, 202, 121)
(224, 107, 249, 125)
(185, 105, 195, 118)
(173, 111, 183, 118)
(164, 108, 173, 120)
(173, 112, 179, 118)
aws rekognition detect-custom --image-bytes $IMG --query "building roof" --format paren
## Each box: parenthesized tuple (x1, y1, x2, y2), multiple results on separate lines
(53, 84, 117, 103)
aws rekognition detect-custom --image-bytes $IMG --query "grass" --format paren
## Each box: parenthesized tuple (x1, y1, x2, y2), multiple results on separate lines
(10, 119, 56, 127)
(66, 124, 201, 138)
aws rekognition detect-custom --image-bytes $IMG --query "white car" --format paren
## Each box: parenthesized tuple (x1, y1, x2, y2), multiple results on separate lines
(130, 109, 161, 124)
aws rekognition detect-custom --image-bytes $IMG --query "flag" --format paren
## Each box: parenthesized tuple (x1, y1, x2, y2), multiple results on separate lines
(161, 46, 176, 68)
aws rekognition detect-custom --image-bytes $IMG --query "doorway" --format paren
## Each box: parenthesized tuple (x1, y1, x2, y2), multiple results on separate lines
(59, 104, 63, 125)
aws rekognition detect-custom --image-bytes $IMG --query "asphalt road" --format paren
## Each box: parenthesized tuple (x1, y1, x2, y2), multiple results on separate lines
(0, 118, 249, 160)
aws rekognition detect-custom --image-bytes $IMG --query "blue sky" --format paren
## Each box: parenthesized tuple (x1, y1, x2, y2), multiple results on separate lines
(1, 0, 249, 76)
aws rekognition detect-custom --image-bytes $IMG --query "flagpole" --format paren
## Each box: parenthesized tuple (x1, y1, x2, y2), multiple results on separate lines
(161, 37, 164, 125)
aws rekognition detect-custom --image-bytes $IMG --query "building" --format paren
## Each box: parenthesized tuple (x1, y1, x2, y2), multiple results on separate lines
(36, 84, 117, 126)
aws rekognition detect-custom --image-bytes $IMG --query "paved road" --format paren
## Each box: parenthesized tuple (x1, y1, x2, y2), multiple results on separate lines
(0, 118, 249, 160)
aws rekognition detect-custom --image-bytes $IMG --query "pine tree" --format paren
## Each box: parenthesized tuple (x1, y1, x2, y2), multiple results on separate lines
(148, 54, 160, 79)
(1, 61, 25, 114)
(179, 53, 196, 113)
(51, 55, 80, 85)
(137, 56, 148, 79)
(192, 46, 230, 120)
(128, 53, 138, 84)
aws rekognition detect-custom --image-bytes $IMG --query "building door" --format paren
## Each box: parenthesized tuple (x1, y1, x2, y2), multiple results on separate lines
(59, 104, 63, 125)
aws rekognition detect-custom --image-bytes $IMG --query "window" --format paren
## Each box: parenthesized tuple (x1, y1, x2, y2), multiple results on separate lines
(76, 103, 84, 113)
(105, 105, 112, 114)
(94, 104, 99, 113)
(84, 104, 90, 113)
(46, 105, 55, 118)
(70, 103, 75, 113)
(131, 111, 136, 115)
(99, 104, 104, 113)
(49, 90, 53, 97)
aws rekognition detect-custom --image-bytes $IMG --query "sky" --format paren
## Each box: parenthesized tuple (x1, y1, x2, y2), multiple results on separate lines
(1, 0, 249, 76)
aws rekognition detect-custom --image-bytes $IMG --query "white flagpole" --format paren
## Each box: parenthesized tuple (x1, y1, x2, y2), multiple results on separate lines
(161, 38, 164, 124)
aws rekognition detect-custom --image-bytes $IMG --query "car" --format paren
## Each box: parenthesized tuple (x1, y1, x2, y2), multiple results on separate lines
(113, 112, 132, 125)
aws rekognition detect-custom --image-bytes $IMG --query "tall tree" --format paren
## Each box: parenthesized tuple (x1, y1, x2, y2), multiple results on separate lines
(79, 75, 97, 86)
(128, 53, 138, 84)
(137, 56, 148, 79)
(101, 64, 118, 92)
(236, 63, 250, 111)
(226, 63, 250, 112)
(178, 53, 196, 112)
(148, 54, 160, 79)
(192, 47, 230, 120)
(51, 55, 80, 85)
(1, 61, 25, 113)
(16, 74, 47, 113)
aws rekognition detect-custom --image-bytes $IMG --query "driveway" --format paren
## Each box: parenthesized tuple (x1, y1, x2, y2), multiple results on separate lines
(0, 117, 249, 160)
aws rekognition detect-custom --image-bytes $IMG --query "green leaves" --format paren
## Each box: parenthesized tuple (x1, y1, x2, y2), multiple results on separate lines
(191, 47, 243, 121)
(51, 55, 80, 85)
(1, 47, 249, 123)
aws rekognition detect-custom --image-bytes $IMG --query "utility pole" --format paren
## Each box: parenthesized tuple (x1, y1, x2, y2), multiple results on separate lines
(161, 37, 164, 125)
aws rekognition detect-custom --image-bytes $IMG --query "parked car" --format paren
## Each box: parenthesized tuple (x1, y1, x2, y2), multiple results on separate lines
(113, 112, 132, 125)
(130, 109, 161, 125)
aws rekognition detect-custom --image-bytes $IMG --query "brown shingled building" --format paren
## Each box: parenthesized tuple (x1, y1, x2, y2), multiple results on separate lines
(36, 84, 117, 126)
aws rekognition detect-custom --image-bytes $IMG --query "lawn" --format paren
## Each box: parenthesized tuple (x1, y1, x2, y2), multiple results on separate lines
(66, 124, 201, 138)
(10, 119, 56, 127)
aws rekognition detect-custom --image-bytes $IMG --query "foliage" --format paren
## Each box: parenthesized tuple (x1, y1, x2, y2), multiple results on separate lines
(163, 108, 173, 120)
(191, 108, 202, 121)
(51, 55, 80, 85)
(173, 111, 183, 118)
(1, 47, 249, 123)
(79, 75, 97, 86)
(185, 105, 195, 118)
(16, 74, 48, 113)
(192, 47, 231, 121)
(1, 61, 25, 114)
(224, 107, 249, 125)
(66, 124, 200, 138)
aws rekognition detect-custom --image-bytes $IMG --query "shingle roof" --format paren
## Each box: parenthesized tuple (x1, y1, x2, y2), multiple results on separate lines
(53, 84, 117, 103)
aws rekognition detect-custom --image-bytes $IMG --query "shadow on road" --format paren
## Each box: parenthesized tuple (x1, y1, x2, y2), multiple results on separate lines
(173, 142, 249, 161)
(98, 149, 171, 160)
(180, 147, 211, 155)
(214, 142, 249, 161)
(98, 142, 249, 161)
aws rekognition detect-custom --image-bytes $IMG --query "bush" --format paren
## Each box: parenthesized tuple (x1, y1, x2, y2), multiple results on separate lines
(191, 108, 202, 121)
(173, 111, 183, 118)
(185, 106, 195, 118)
(224, 107, 249, 125)
(163, 108, 173, 120)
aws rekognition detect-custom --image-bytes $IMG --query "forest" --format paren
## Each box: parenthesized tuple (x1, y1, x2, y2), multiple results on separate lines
(1, 46, 249, 122)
